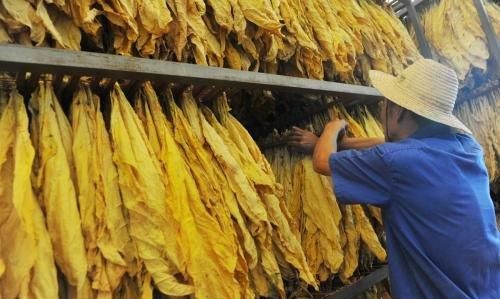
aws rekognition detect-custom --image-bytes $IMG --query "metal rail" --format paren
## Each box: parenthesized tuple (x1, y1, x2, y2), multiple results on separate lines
(473, 0, 500, 74)
(315, 266, 389, 299)
(457, 78, 500, 104)
(400, 0, 433, 58)
(396, 0, 426, 17)
(0, 44, 382, 102)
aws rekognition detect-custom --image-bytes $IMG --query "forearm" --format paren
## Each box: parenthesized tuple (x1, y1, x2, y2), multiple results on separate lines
(339, 137, 385, 151)
(312, 124, 341, 176)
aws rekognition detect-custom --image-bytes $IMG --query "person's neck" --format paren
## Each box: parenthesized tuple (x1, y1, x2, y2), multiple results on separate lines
(391, 121, 419, 141)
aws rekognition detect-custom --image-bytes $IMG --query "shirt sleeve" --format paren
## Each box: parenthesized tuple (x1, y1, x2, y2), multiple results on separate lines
(329, 146, 391, 206)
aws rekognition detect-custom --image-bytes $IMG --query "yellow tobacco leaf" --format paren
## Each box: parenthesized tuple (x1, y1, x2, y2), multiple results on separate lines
(29, 81, 88, 290)
(109, 84, 193, 296)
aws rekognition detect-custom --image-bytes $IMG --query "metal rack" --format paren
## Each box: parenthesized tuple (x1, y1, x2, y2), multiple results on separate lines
(472, 0, 500, 72)
(0, 43, 388, 299)
(398, 0, 500, 73)
(0, 44, 382, 105)
(2, 1, 496, 103)
(315, 266, 389, 299)
(386, 0, 426, 17)
(1, 2, 495, 296)
(457, 78, 500, 103)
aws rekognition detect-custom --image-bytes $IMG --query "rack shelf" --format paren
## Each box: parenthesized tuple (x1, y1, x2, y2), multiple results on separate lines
(457, 78, 500, 104)
(0, 44, 381, 103)
(314, 266, 389, 299)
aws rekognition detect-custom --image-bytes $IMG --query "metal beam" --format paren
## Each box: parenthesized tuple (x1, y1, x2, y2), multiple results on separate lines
(0, 44, 382, 102)
(397, 0, 426, 17)
(392, 2, 405, 12)
(318, 266, 389, 299)
(472, 0, 500, 73)
(457, 78, 500, 104)
(400, 0, 433, 58)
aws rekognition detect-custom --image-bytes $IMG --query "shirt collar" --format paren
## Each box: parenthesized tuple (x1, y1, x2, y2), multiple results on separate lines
(410, 123, 453, 139)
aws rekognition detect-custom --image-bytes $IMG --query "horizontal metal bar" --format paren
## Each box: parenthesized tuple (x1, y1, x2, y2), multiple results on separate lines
(318, 266, 389, 299)
(457, 78, 500, 104)
(393, 2, 405, 11)
(0, 44, 382, 102)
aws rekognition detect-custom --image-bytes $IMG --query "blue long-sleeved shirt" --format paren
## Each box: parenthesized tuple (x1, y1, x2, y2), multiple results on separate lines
(329, 124, 500, 299)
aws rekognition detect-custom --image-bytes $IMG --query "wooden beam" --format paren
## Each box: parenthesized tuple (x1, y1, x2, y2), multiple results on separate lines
(472, 0, 500, 74)
(0, 45, 382, 103)
(317, 266, 389, 299)
(400, 0, 433, 58)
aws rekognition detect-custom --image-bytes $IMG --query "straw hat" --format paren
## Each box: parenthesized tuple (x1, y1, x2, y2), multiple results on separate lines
(369, 59, 471, 134)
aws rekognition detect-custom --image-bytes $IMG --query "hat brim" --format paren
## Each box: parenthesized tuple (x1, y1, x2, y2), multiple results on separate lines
(369, 70, 471, 134)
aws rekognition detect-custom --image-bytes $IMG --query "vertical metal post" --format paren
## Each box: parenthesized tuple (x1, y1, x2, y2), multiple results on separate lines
(472, 0, 500, 73)
(401, 0, 433, 59)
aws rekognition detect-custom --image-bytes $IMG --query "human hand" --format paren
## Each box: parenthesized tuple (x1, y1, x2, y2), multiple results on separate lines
(288, 126, 319, 154)
(324, 120, 348, 142)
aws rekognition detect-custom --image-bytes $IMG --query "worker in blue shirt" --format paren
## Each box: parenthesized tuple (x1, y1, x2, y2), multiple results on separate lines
(290, 59, 500, 299)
